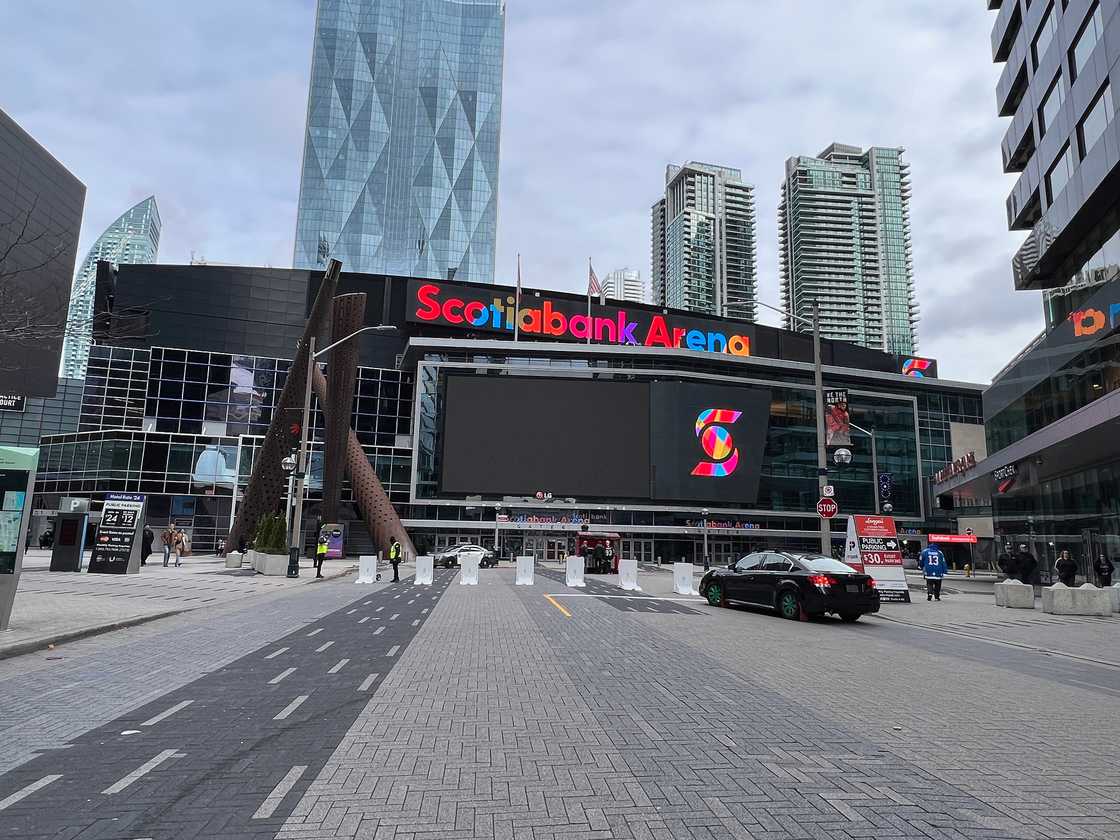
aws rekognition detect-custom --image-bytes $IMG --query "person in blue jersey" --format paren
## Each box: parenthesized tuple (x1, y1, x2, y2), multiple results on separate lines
(920, 542, 948, 601)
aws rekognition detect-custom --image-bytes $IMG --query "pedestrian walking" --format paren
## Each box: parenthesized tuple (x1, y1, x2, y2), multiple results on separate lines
(161, 525, 175, 567)
(141, 525, 154, 566)
(1095, 552, 1113, 588)
(172, 527, 186, 567)
(389, 538, 402, 582)
(315, 535, 328, 579)
(920, 542, 948, 601)
(1055, 549, 1078, 587)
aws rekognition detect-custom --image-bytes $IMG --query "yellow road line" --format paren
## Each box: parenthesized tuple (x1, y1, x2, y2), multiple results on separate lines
(544, 594, 572, 618)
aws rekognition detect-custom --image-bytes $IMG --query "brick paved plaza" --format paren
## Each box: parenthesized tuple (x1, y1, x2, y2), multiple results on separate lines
(2, 562, 1119, 839)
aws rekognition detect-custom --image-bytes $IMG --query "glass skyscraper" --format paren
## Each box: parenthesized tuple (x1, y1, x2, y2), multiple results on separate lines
(60, 195, 160, 379)
(293, 0, 506, 283)
(779, 144, 917, 355)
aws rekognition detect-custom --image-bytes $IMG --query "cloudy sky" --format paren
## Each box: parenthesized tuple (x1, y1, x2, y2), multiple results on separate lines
(2, 1, 1042, 383)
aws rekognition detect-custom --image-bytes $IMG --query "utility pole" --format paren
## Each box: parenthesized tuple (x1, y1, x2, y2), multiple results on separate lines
(812, 305, 830, 555)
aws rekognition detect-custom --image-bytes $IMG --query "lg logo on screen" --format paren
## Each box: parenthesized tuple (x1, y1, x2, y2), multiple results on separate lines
(691, 408, 742, 477)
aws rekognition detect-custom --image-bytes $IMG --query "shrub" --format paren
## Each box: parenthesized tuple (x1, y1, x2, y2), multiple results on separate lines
(253, 514, 288, 555)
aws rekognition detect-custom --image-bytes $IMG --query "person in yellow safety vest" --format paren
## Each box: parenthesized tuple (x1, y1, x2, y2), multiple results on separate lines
(389, 539, 402, 582)
(315, 535, 328, 579)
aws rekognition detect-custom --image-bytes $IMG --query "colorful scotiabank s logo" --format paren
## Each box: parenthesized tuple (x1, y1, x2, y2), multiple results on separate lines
(902, 358, 932, 377)
(691, 408, 742, 477)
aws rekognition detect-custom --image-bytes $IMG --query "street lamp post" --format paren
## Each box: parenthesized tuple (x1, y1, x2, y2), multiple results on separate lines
(288, 324, 397, 576)
(848, 422, 879, 515)
(493, 502, 501, 559)
(701, 508, 710, 570)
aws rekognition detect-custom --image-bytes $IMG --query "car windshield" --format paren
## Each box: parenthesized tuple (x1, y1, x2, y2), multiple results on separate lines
(800, 556, 858, 574)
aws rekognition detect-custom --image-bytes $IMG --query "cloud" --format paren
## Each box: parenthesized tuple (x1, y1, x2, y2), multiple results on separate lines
(1, 0, 1041, 384)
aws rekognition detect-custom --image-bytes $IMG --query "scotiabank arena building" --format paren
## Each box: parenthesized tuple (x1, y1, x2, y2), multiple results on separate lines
(29, 265, 985, 563)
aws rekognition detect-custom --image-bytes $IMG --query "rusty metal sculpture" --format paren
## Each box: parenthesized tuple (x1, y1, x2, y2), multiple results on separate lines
(225, 259, 414, 560)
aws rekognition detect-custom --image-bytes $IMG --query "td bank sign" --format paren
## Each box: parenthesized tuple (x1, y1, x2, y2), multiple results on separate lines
(408, 279, 755, 357)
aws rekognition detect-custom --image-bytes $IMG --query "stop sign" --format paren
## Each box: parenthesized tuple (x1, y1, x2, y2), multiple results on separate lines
(816, 498, 839, 519)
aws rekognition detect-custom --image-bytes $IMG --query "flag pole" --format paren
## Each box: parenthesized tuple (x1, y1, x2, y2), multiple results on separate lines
(514, 253, 522, 343)
(586, 257, 592, 345)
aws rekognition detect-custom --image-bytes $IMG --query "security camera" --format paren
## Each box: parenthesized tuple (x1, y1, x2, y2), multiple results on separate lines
(281, 454, 297, 473)
(882, 503, 894, 514)
(833, 448, 853, 465)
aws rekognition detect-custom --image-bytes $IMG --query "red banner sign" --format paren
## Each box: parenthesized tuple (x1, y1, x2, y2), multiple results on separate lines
(928, 533, 978, 544)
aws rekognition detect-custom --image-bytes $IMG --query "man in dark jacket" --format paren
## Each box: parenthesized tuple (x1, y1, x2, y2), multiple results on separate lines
(1095, 553, 1113, 588)
(1015, 544, 1037, 585)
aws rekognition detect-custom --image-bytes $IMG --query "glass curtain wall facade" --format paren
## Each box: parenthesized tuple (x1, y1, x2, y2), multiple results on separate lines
(779, 144, 917, 355)
(293, 0, 505, 284)
(60, 196, 161, 379)
(650, 162, 759, 322)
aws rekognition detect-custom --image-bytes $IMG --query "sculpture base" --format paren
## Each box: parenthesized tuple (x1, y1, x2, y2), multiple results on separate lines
(1042, 583, 1111, 616)
(994, 580, 1034, 609)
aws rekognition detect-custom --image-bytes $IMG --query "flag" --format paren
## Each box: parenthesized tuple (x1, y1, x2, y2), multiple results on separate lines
(514, 253, 522, 342)
(588, 260, 604, 303)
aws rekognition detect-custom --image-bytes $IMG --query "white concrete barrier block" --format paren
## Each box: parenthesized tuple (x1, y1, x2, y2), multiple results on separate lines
(1110, 583, 1120, 613)
(673, 562, 696, 596)
(254, 551, 289, 576)
(617, 558, 641, 591)
(565, 555, 586, 588)
(515, 555, 534, 586)
(356, 554, 379, 584)
(460, 555, 480, 585)
(994, 580, 1034, 609)
(1042, 582, 1112, 616)
(414, 556, 434, 586)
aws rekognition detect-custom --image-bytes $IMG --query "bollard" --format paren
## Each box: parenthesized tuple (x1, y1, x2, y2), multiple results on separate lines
(414, 555, 434, 586)
(618, 558, 641, 591)
(565, 555, 586, 588)
(515, 555, 534, 586)
(672, 562, 695, 595)
(356, 554, 379, 584)
(460, 554, 480, 585)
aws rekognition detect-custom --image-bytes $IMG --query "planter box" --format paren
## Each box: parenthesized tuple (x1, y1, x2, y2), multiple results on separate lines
(249, 550, 290, 576)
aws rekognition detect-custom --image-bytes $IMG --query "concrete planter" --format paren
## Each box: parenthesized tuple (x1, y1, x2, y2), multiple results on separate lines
(1041, 582, 1112, 616)
(249, 550, 290, 576)
(1110, 583, 1120, 613)
(994, 580, 1034, 609)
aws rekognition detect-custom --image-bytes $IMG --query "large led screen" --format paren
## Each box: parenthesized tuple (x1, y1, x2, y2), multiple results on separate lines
(440, 375, 773, 505)
(440, 376, 651, 498)
(649, 381, 771, 505)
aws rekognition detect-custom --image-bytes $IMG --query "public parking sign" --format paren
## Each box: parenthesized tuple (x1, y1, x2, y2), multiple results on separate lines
(816, 498, 839, 519)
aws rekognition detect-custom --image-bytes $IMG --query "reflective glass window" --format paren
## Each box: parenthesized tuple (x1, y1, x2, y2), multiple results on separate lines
(1078, 82, 1115, 157)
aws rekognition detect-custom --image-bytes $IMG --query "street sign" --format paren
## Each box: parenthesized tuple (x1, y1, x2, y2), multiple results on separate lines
(816, 498, 839, 519)
(822, 485, 835, 498)
(844, 515, 909, 601)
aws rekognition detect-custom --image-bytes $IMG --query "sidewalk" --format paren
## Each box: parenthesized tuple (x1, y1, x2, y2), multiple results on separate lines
(1, 550, 364, 660)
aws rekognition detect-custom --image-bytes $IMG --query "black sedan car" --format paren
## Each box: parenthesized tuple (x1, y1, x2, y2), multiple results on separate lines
(698, 551, 879, 622)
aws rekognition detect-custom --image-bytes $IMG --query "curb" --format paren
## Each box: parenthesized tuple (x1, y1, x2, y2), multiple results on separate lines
(0, 608, 189, 662)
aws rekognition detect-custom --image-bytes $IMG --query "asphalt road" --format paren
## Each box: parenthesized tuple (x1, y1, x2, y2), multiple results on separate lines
(0, 571, 455, 839)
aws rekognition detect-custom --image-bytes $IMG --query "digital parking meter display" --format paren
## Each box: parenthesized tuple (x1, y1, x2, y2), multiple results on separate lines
(0, 472, 29, 573)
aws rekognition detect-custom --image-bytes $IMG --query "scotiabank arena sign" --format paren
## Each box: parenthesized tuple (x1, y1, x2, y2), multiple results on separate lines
(409, 279, 755, 357)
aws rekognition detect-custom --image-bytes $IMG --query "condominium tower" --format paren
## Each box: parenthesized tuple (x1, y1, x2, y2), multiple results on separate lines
(778, 144, 917, 354)
(601, 268, 646, 304)
(61, 195, 160, 378)
(293, 0, 506, 283)
(650, 162, 758, 321)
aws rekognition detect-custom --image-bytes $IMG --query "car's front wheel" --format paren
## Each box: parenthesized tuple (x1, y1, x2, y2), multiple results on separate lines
(777, 589, 801, 620)
(705, 582, 725, 607)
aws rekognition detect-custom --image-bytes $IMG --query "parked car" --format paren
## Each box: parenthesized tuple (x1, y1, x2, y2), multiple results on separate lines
(698, 551, 879, 623)
(434, 544, 496, 569)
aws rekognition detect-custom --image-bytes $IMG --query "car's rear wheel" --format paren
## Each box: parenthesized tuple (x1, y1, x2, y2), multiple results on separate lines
(705, 582, 725, 607)
(839, 613, 861, 623)
(777, 589, 801, 620)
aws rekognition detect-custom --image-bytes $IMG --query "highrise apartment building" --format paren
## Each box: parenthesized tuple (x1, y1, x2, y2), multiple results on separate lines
(650, 162, 758, 321)
(602, 268, 646, 304)
(60, 196, 160, 378)
(293, 0, 505, 284)
(778, 144, 917, 355)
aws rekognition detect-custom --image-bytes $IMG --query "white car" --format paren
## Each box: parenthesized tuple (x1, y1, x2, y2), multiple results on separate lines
(434, 544, 495, 568)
